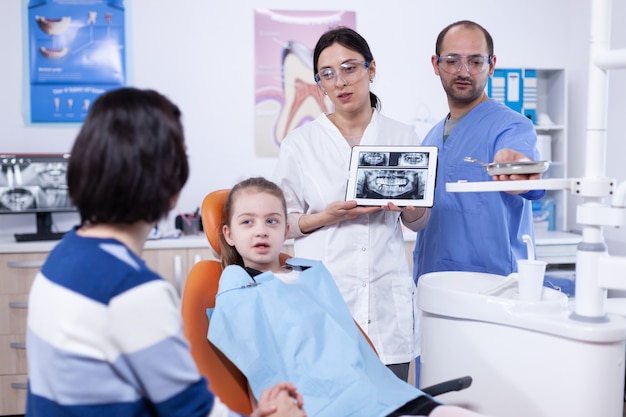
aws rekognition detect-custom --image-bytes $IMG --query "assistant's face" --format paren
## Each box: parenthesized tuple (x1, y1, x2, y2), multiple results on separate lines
(432, 26, 495, 106)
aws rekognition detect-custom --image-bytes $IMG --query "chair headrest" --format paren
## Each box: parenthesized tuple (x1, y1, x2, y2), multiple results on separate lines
(201, 189, 231, 257)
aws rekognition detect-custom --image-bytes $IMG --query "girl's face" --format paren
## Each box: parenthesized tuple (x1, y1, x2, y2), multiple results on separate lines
(316, 43, 375, 115)
(222, 190, 289, 273)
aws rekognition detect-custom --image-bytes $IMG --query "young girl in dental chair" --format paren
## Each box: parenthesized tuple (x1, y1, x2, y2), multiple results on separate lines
(208, 177, 494, 417)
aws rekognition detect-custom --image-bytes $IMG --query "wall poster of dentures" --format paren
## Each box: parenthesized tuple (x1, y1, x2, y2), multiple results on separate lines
(26, 0, 126, 123)
(254, 10, 356, 157)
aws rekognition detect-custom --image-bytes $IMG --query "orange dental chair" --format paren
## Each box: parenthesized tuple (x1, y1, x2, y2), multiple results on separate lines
(181, 189, 253, 414)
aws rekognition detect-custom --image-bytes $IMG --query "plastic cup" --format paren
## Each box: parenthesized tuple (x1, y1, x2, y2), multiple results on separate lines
(516, 259, 547, 301)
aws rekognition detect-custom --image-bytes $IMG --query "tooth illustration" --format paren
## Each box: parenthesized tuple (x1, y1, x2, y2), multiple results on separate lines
(35, 16, 71, 35)
(40, 46, 69, 59)
(275, 41, 329, 145)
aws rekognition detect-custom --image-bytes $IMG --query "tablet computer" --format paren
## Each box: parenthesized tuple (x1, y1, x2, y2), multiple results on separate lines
(345, 145, 438, 207)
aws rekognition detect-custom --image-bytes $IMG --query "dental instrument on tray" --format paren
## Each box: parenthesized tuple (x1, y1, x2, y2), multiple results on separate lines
(464, 156, 550, 176)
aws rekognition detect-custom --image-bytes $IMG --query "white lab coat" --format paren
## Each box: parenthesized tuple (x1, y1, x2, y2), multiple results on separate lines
(273, 111, 421, 364)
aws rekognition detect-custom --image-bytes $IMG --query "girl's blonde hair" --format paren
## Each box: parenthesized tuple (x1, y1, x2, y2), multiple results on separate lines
(219, 177, 288, 269)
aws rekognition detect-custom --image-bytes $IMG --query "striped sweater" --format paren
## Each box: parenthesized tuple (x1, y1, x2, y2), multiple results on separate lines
(26, 229, 240, 417)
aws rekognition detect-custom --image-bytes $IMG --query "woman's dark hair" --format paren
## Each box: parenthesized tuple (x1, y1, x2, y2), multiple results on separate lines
(67, 87, 188, 226)
(435, 20, 494, 56)
(313, 26, 380, 110)
(220, 177, 287, 269)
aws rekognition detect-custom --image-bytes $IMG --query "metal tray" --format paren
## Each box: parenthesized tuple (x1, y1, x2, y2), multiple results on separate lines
(485, 160, 550, 176)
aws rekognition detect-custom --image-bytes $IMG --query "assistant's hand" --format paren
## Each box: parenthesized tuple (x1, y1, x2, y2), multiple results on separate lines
(491, 148, 541, 194)
(251, 382, 306, 417)
(492, 148, 542, 181)
(381, 202, 427, 224)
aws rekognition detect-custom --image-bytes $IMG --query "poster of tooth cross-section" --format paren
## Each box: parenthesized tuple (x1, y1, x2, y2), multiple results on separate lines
(254, 10, 356, 157)
(27, 0, 127, 123)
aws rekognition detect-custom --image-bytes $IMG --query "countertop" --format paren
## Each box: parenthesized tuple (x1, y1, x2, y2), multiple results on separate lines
(0, 233, 211, 254)
(0, 229, 577, 255)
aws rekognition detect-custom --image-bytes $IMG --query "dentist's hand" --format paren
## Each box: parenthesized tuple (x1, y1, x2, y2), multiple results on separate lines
(298, 200, 382, 234)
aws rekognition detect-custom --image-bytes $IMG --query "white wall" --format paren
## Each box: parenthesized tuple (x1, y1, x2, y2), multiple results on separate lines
(1, 0, 624, 252)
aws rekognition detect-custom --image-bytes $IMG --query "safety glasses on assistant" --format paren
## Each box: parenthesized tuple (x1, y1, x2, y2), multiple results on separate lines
(437, 54, 492, 75)
(314, 60, 371, 87)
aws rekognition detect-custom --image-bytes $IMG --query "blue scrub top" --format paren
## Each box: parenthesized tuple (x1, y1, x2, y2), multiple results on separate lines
(413, 99, 545, 281)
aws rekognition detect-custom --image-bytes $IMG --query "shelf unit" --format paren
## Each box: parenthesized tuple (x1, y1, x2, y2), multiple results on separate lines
(488, 68, 569, 233)
(485, 68, 581, 266)
(534, 69, 568, 232)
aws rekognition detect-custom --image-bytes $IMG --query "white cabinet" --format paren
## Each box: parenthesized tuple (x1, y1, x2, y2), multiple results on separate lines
(0, 252, 45, 415)
(142, 246, 216, 296)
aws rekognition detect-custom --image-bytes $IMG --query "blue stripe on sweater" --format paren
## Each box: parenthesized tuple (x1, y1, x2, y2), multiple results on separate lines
(41, 230, 161, 305)
(27, 377, 216, 417)
(28, 326, 202, 404)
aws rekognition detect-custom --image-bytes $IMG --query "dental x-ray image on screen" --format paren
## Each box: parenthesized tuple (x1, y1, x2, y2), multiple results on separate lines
(346, 145, 438, 207)
(0, 154, 72, 212)
(356, 168, 426, 199)
(359, 151, 390, 166)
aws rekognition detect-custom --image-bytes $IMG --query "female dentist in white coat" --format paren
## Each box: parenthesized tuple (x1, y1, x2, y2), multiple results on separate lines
(273, 26, 430, 382)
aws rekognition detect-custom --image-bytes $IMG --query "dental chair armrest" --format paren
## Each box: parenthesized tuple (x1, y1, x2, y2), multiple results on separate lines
(421, 376, 473, 397)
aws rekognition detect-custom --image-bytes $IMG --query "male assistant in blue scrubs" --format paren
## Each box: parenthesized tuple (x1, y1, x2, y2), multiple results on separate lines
(413, 20, 545, 282)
